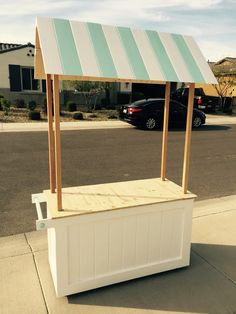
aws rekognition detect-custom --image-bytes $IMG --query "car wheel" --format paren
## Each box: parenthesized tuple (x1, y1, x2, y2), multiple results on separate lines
(145, 117, 157, 130)
(192, 116, 202, 128)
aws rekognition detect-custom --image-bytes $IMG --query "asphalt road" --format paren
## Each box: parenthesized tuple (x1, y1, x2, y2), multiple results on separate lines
(1, 124, 236, 236)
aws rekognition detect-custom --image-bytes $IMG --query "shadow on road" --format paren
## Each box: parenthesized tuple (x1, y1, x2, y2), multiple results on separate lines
(134, 125, 231, 132)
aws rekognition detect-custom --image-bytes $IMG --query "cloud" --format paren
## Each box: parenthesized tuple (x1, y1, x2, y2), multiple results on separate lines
(0, 0, 234, 61)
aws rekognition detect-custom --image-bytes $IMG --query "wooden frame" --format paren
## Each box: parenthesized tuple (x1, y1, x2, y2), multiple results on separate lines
(46, 74, 56, 193)
(161, 82, 171, 180)
(182, 83, 195, 193)
(48, 80, 196, 209)
(52, 75, 62, 210)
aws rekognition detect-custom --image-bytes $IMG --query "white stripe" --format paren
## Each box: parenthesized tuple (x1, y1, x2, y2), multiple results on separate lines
(131, 29, 164, 81)
(159, 32, 193, 83)
(102, 25, 134, 80)
(184, 36, 217, 84)
(70, 21, 100, 77)
(36, 17, 63, 74)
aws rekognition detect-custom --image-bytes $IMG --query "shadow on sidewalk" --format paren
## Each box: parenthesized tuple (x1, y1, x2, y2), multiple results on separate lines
(67, 244, 236, 314)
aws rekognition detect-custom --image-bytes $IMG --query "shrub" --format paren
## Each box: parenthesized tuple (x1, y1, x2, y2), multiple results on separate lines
(73, 112, 83, 120)
(66, 101, 77, 112)
(28, 110, 41, 120)
(0, 94, 4, 110)
(28, 100, 37, 111)
(89, 113, 98, 118)
(14, 98, 26, 108)
(108, 114, 117, 119)
(0, 98, 11, 115)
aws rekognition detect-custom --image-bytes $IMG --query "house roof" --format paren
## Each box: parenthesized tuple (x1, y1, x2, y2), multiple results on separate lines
(215, 57, 236, 65)
(0, 42, 35, 54)
(35, 17, 217, 84)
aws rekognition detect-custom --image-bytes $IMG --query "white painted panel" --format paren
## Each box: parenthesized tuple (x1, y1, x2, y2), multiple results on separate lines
(79, 224, 94, 280)
(102, 25, 134, 79)
(94, 222, 109, 276)
(184, 36, 217, 84)
(70, 21, 100, 77)
(159, 32, 192, 83)
(148, 211, 163, 263)
(160, 208, 184, 260)
(136, 214, 149, 266)
(132, 28, 164, 81)
(68, 225, 80, 285)
(168, 208, 184, 258)
(123, 216, 136, 268)
(109, 219, 123, 272)
(36, 17, 63, 74)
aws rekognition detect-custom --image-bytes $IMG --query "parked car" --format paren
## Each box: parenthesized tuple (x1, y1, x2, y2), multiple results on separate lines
(119, 98, 206, 130)
(171, 87, 220, 112)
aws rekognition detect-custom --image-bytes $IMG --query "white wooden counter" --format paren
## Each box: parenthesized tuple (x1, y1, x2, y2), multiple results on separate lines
(35, 178, 196, 297)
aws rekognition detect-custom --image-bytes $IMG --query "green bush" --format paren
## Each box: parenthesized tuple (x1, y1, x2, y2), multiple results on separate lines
(28, 110, 41, 120)
(0, 98, 11, 115)
(108, 114, 117, 119)
(73, 112, 83, 120)
(66, 101, 77, 112)
(28, 100, 37, 111)
(14, 98, 26, 108)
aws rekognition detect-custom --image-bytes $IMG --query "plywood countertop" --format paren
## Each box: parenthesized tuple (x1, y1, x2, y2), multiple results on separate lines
(43, 178, 196, 219)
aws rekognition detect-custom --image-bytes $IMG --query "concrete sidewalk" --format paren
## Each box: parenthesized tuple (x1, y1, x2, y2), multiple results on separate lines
(0, 113, 236, 133)
(0, 120, 132, 132)
(1, 195, 236, 314)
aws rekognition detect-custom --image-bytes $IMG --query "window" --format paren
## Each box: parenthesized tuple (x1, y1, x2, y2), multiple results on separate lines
(21, 67, 40, 91)
(9, 64, 46, 92)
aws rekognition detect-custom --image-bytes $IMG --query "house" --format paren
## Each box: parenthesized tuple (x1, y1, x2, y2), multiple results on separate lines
(0, 42, 46, 105)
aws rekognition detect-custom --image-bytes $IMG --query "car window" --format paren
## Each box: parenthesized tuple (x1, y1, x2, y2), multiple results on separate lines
(170, 101, 185, 111)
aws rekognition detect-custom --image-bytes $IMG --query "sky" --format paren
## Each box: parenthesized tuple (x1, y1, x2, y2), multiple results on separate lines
(0, 0, 235, 61)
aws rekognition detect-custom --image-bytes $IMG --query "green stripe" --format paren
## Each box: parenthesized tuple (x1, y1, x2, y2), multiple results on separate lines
(53, 18, 82, 75)
(171, 34, 205, 83)
(146, 30, 179, 82)
(118, 27, 149, 80)
(87, 23, 117, 78)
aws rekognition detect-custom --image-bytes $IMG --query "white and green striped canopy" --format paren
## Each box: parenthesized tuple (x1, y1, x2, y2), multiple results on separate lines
(35, 17, 217, 84)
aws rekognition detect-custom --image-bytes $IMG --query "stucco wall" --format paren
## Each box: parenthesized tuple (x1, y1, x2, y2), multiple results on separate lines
(0, 47, 34, 89)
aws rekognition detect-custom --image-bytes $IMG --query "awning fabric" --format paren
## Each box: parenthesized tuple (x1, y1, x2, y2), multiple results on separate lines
(35, 17, 217, 84)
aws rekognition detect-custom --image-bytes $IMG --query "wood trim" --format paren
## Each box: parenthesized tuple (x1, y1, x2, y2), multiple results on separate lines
(53, 75, 62, 210)
(46, 74, 56, 193)
(182, 83, 195, 193)
(161, 82, 171, 180)
(34, 28, 46, 79)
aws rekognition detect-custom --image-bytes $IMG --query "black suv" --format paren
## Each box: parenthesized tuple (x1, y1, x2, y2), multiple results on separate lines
(119, 98, 206, 130)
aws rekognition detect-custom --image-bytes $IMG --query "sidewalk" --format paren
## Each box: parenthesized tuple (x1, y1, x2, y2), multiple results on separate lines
(1, 195, 236, 314)
(0, 113, 236, 133)
(0, 120, 132, 132)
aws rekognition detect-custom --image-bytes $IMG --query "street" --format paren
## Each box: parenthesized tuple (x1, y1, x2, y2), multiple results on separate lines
(0, 123, 236, 236)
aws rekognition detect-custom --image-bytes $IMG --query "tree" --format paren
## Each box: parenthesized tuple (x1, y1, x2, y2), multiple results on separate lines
(212, 63, 236, 111)
(66, 81, 106, 111)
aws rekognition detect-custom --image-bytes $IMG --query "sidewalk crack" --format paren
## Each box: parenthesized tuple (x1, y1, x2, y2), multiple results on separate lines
(24, 233, 49, 314)
(192, 248, 236, 286)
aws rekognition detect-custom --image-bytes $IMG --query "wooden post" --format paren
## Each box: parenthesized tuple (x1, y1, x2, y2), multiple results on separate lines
(53, 75, 62, 211)
(161, 82, 171, 181)
(182, 83, 195, 193)
(46, 74, 56, 193)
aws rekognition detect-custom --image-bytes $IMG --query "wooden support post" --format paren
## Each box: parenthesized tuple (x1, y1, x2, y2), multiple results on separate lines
(53, 75, 62, 211)
(46, 74, 56, 193)
(182, 83, 195, 193)
(161, 82, 171, 181)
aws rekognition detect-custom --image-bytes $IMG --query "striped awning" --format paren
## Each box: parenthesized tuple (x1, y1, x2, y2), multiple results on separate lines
(35, 17, 217, 84)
